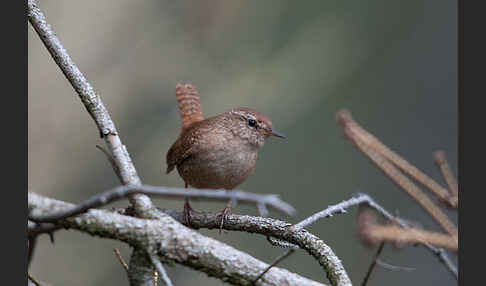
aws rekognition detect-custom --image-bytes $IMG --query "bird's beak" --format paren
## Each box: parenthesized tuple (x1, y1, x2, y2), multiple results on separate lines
(268, 129, 286, 139)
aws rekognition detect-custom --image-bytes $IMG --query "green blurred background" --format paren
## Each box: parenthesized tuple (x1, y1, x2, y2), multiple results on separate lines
(28, 0, 457, 285)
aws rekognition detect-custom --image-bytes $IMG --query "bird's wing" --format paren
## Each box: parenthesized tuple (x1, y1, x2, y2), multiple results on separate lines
(165, 118, 214, 174)
(166, 134, 193, 174)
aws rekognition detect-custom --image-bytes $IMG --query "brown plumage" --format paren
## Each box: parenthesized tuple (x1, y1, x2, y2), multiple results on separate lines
(166, 83, 285, 228)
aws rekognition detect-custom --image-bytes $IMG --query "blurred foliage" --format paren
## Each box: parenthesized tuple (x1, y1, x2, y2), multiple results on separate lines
(28, 0, 456, 285)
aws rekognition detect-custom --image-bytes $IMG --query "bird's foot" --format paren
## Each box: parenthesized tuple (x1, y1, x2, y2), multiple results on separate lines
(183, 200, 199, 229)
(217, 206, 231, 234)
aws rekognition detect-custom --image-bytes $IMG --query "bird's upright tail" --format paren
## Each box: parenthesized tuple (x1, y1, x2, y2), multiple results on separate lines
(175, 83, 204, 131)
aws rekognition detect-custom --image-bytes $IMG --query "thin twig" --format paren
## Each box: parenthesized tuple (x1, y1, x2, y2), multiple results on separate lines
(28, 221, 64, 241)
(28, 273, 51, 286)
(113, 248, 129, 272)
(253, 249, 295, 284)
(433, 151, 459, 201)
(375, 259, 416, 272)
(254, 193, 457, 281)
(149, 253, 174, 286)
(28, 273, 42, 286)
(28, 236, 37, 268)
(361, 242, 385, 286)
(295, 195, 367, 229)
(28, 184, 295, 223)
(256, 194, 371, 283)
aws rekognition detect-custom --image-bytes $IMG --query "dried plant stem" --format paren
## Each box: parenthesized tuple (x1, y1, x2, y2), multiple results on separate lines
(434, 151, 459, 202)
(337, 110, 456, 208)
(347, 131, 457, 240)
(113, 248, 130, 272)
(366, 224, 457, 250)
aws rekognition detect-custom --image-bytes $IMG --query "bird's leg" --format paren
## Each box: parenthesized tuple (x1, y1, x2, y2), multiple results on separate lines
(217, 199, 232, 234)
(183, 197, 195, 227)
(182, 183, 198, 228)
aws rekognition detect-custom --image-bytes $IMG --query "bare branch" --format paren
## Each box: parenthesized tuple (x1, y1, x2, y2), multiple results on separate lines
(28, 221, 64, 268)
(27, 0, 155, 218)
(253, 249, 296, 283)
(28, 1, 176, 283)
(148, 253, 174, 286)
(361, 242, 385, 286)
(28, 185, 295, 223)
(255, 194, 376, 282)
(294, 194, 368, 229)
(256, 194, 457, 281)
(156, 208, 351, 285)
(29, 192, 345, 286)
(128, 248, 159, 286)
(114, 248, 130, 272)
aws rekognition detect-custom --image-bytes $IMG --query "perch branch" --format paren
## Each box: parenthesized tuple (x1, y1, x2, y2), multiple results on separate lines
(28, 185, 295, 223)
(29, 192, 355, 286)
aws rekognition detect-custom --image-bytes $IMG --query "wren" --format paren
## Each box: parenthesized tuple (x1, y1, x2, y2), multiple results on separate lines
(166, 83, 285, 229)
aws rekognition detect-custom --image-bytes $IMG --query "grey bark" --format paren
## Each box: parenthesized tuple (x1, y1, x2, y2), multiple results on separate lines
(29, 192, 330, 286)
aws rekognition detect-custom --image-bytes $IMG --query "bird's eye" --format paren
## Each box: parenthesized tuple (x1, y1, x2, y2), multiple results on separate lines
(248, 119, 257, 127)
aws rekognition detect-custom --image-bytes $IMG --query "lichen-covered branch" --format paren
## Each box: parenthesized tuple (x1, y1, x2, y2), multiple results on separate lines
(29, 192, 332, 286)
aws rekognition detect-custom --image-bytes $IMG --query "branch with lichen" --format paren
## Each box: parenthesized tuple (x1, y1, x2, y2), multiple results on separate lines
(28, 192, 355, 286)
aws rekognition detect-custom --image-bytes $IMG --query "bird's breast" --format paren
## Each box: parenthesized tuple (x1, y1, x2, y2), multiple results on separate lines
(177, 142, 258, 190)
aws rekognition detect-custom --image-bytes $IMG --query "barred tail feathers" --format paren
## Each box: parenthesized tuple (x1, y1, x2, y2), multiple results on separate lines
(175, 83, 203, 130)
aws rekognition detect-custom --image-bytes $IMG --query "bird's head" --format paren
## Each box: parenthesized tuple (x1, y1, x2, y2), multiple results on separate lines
(226, 107, 285, 148)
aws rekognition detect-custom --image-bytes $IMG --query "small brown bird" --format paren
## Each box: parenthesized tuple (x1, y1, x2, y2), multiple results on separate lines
(166, 83, 285, 229)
